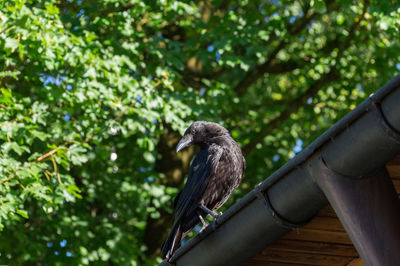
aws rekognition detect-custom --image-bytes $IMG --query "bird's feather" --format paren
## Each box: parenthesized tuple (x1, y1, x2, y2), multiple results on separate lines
(161, 121, 244, 260)
(174, 145, 222, 221)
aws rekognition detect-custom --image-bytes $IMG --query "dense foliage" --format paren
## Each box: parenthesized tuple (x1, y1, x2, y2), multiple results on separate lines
(0, 0, 399, 264)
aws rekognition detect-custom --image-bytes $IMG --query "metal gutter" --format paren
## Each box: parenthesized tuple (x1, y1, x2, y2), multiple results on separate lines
(160, 74, 400, 266)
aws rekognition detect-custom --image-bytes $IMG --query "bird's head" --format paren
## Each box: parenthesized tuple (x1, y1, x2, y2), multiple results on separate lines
(176, 121, 229, 152)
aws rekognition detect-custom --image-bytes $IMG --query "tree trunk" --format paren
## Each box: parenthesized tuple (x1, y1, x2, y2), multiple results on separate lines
(143, 125, 195, 257)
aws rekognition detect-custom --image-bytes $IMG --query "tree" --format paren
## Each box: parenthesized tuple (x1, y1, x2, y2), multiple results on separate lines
(0, 0, 399, 264)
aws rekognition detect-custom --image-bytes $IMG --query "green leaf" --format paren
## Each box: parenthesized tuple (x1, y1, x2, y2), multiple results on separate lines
(311, 0, 327, 14)
(16, 209, 29, 219)
(5, 38, 19, 53)
(3, 142, 30, 156)
(30, 130, 48, 141)
(45, 3, 59, 15)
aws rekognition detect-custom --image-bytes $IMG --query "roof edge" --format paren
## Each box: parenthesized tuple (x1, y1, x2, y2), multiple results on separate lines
(160, 74, 400, 265)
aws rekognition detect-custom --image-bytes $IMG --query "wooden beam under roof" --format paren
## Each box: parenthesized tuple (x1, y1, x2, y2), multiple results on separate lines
(245, 155, 400, 266)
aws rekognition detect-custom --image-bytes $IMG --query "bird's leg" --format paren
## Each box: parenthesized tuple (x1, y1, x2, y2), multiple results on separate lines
(197, 211, 208, 232)
(199, 204, 222, 220)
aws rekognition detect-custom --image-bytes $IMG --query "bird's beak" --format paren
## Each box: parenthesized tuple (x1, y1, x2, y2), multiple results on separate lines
(176, 135, 193, 152)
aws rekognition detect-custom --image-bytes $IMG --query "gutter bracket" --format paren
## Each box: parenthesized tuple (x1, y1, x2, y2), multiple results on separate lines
(255, 185, 311, 229)
(310, 155, 400, 266)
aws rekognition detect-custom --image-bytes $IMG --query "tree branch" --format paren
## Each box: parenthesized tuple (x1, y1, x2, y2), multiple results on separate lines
(235, 41, 287, 96)
(242, 1, 370, 155)
(242, 68, 340, 155)
(234, 0, 338, 96)
(266, 57, 312, 74)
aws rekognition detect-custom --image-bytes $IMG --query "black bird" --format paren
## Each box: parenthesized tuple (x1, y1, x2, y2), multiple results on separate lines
(161, 121, 245, 260)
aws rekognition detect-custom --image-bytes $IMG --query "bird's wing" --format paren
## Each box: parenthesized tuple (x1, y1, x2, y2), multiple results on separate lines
(173, 144, 223, 222)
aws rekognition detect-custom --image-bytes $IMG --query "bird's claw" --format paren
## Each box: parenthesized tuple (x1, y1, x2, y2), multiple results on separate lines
(199, 224, 207, 233)
(211, 211, 222, 220)
(211, 218, 219, 230)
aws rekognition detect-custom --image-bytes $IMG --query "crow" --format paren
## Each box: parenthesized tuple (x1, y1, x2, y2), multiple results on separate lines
(161, 121, 245, 260)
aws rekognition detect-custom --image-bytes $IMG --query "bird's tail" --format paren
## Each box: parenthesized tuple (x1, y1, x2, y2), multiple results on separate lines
(161, 222, 182, 260)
